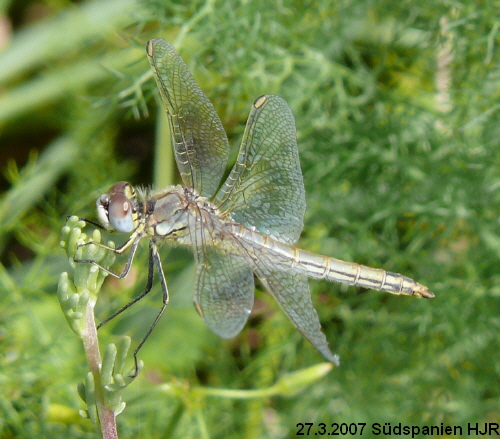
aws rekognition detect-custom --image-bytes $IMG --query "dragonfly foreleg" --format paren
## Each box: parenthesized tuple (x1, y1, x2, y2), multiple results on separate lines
(74, 237, 140, 280)
(76, 225, 140, 256)
(67, 216, 106, 230)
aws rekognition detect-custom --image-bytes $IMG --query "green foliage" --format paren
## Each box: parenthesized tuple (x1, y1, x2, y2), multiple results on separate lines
(0, 0, 498, 438)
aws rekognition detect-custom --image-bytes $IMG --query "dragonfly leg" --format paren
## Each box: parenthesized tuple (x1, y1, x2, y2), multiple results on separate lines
(76, 225, 140, 256)
(74, 237, 140, 279)
(67, 216, 106, 230)
(96, 240, 155, 330)
(129, 242, 170, 378)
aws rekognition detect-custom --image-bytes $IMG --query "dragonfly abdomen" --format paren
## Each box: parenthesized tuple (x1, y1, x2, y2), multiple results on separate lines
(294, 248, 434, 298)
(231, 224, 433, 299)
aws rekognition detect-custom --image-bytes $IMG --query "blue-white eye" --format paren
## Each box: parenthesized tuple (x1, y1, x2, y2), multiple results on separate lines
(108, 193, 134, 233)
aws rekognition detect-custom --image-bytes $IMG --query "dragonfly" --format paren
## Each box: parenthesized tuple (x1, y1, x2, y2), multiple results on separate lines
(77, 38, 434, 376)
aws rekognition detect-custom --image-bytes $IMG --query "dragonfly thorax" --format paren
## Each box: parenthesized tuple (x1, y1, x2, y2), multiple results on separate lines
(148, 185, 193, 239)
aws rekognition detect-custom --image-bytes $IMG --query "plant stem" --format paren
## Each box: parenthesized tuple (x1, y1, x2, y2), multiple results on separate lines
(82, 299, 118, 439)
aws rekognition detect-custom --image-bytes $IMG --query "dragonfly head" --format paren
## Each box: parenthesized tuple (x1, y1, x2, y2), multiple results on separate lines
(96, 181, 138, 233)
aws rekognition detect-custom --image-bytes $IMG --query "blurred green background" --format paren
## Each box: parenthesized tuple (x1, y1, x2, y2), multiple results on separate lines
(0, 0, 499, 438)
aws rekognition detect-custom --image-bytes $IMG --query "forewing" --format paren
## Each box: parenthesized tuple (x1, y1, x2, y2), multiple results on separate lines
(256, 268, 340, 365)
(146, 38, 229, 198)
(214, 95, 306, 244)
(194, 246, 255, 339)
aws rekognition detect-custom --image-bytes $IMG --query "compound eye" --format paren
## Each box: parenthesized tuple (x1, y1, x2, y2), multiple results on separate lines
(109, 181, 131, 196)
(108, 193, 134, 233)
(96, 194, 111, 228)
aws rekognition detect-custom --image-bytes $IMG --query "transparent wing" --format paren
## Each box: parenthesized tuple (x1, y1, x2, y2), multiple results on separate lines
(146, 38, 229, 198)
(228, 233, 339, 364)
(214, 95, 306, 244)
(193, 245, 255, 339)
(256, 268, 339, 365)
